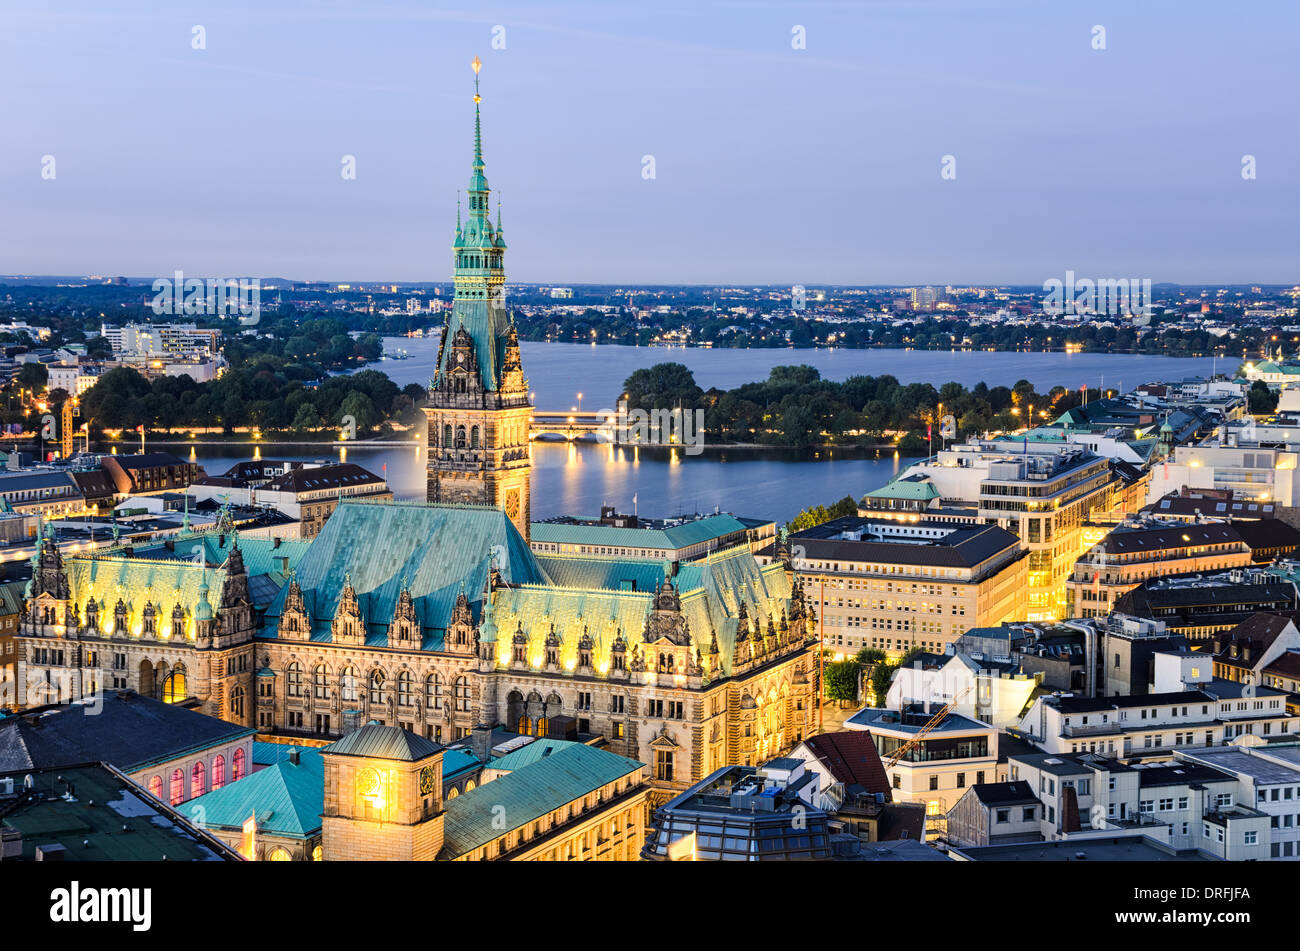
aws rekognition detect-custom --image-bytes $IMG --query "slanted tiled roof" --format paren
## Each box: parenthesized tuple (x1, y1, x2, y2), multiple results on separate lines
(1212, 611, 1300, 666)
(801, 731, 890, 795)
(260, 500, 547, 644)
(0, 691, 254, 773)
(266, 463, 386, 495)
(322, 722, 442, 762)
(487, 738, 581, 772)
(180, 747, 324, 838)
(534, 554, 666, 592)
(440, 744, 644, 858)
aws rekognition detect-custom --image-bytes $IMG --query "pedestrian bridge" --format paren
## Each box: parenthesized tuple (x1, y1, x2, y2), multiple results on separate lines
(530, 410, 619, 442)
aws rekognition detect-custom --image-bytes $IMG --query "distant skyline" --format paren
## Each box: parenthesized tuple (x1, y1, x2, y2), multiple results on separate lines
(4, 0, 1299, 285)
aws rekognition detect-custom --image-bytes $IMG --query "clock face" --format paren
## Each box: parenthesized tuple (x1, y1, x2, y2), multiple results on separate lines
(457, 352, 465, 364)
(419, 765, 437, 796)
(357, 767, 381, 797)
(504, 489, 520, 521)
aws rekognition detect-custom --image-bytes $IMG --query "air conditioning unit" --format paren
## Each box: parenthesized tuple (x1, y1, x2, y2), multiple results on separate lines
(0, 778, 11, 795)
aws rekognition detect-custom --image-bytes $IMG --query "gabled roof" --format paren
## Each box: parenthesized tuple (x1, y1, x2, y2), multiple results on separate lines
(801, 731, 890, 795)
(180, 747, 324, 838)
(322, 722, 442, 762)
(440, 745, 643, 858)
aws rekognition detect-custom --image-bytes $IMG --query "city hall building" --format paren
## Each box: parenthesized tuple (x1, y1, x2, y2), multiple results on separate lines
(13, 75, 818, 811)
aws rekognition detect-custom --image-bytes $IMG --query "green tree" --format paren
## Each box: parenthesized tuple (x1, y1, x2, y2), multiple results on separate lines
(1249, 380, 1279, 415)
(339, 391, 378, 432)
(823, 660, 862, 703)
(291, 402, 322, 432)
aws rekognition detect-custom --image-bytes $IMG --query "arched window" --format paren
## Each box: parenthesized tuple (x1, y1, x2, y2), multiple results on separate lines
(286, 662, 303, 698)
(169, 768, 184, 805)
(340, 666, 358, 703)
(397, 670, 413, 706)
(536, 716, 549, 737)
(517, 715, 531, 735)
(162, 667, 187, 703)
(233, 748, 246, 782)
(465, 779, 476, 792)
(313, 665, 330, 700)
(230, 686, 245, 719)
(311, 845, 323, 861)
(212, 755, 226, 790)
(191, 761, 206, 799)
(148, 775, 163, 799)
(447, 787, 459, 800)
(369, 669, 385, 705)
(426, 673, 443, 709)
(454, 676, 471, 712)
(455, 426, 467, 449)
(267, 848, 291, 862)
(443, 424, 452, 447)
(470, 426, 480, 449)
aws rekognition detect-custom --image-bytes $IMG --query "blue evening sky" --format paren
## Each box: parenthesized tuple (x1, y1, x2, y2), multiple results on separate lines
(2, 0, 1297, 285)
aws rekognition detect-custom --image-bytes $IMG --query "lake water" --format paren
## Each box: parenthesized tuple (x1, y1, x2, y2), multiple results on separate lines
(371, 338, 1224, 413)
(194, 341, 1220, 525)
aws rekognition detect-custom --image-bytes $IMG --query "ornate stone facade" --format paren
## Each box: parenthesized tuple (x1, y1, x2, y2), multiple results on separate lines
(422, 71, 531, 540)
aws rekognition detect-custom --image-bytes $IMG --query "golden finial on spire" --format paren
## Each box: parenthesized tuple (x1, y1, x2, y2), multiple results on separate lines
(472, 55, 482, 102)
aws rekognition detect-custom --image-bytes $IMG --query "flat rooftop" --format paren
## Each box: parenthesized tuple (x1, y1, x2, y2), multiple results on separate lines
(951, 835, 1215, 862)
(0, 764, 236, 861)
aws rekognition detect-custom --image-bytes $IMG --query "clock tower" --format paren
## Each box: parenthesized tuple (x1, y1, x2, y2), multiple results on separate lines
(320, 722, 446, 861)
(424, 56, 532, 541)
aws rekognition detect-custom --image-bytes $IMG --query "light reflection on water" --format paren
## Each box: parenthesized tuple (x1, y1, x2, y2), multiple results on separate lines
(191, 439, 910, 525)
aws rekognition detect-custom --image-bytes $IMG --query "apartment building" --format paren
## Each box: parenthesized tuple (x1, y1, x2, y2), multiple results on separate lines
(1018, 681, 1298, 758)
(1004, 750, 1270, 859)
(788, 516, 1025, 658)
(844, 704, 999, 813)
(885, 647, 1039, 729)
(1180, 745, 1300, 859)
(1113, 568, 1298, 643)
(1067, 519, 1253, 619)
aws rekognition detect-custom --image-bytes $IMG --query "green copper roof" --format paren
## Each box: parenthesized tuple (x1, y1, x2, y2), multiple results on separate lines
(323, 722, 442, 762)
(437, 297, 512, 391)
(487, 738, 582, 772)
(864, 479, 938, 501)
(440, 745, 643, 858)
(534, 554, 667, 592)
(260, 500, 547, 646)
(437, 71, 511, 392)
(530, 514, 750, 551)
(180, 747, 324, 839)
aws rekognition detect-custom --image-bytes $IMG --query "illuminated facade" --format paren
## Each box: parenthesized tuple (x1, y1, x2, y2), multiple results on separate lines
(864, 440, 1118, 622)
(13, 61, 820, 830)
(256, 500, 818, 806)
(14, 524, 302, 725)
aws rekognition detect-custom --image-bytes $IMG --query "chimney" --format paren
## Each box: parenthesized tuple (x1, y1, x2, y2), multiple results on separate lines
(288, 748, 300, 766)
(341, 709, 362, 735)
(469, 724, 493, 763)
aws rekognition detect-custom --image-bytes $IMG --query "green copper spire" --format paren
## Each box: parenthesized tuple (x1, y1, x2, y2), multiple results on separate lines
(435, 55, 512, 393)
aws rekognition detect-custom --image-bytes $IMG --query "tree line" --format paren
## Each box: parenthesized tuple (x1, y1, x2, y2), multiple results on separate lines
(623, 362, 1086, 450)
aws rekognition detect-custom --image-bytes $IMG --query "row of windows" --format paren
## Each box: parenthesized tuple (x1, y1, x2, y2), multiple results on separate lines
(280, 664, 472, 710)
(145, 749, 246, 806)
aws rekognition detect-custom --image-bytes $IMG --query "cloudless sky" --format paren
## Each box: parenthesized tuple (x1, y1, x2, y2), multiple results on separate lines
(2, 0, 1298, 285)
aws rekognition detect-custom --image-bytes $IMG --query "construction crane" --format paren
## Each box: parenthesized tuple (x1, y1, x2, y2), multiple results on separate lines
(61, 397, 77, 460)
(882, 685, 974, 771)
